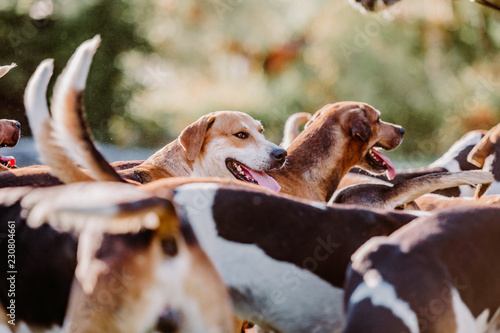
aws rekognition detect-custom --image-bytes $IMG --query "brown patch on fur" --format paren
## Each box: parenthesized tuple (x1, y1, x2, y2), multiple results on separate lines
(60, 90, 124, 182)
(179, 114, 217, 161)
(468, 123, 500, 168)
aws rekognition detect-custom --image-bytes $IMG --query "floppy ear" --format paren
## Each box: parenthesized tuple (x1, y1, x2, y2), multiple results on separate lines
(468, 125, 500, 168)
(347, 109, 372, 143)
(179, 114, 217, 161)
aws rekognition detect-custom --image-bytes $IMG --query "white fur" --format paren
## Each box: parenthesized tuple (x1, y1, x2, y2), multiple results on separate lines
(430, 131, 484, 171)
(191, 134, 281, 178)
(483, 155, 500, 195)
(50, 35, 100, 167)
(450, 287, 477, 333)
(173, 183, 344, 333)
(347, 270, 419, 333)
(24, 59, 53, 139)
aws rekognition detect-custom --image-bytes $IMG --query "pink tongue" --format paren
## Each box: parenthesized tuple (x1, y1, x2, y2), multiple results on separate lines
(371, 149, 396, 180)
(0, 155, 15, 167)
(242, 166, 281, 192)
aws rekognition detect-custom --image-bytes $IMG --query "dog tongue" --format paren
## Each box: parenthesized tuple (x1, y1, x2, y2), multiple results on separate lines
(371, 149, 396, 180)
(242, 166, 281, 192)
(0, 155, 15, 167)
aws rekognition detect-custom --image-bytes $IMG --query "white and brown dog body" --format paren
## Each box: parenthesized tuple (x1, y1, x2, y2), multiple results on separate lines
(344, 206, 500, 333)
(155, 180, 419, 332)
(0, 182, 233, 333)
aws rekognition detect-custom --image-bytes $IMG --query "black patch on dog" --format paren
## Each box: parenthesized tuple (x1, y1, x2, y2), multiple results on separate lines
(0, 202, 78, 328)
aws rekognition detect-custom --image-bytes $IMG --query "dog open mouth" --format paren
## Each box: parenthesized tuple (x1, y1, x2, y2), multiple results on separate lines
(365, 147, 396, 180)
(0, 154, 15, 168)
(226, 158, 281, 192)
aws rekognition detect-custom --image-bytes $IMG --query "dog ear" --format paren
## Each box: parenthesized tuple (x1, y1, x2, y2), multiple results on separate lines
(468, 125, 500, 168)
(179, 114, 217, 161)
(347, 109, 372, 142)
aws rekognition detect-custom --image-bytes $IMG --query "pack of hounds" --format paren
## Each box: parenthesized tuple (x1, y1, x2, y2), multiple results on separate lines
(1, 3, 500, 333)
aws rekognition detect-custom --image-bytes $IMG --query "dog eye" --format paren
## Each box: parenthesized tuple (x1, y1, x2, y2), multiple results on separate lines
(234, 132, 249, 139)
(161, 237, 178, 256)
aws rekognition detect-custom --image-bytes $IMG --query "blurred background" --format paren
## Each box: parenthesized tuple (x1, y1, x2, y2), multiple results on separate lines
(1, 0, 500, 167)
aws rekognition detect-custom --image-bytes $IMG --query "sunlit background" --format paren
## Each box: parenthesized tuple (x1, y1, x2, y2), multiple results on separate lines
(1, 0, 500, 166)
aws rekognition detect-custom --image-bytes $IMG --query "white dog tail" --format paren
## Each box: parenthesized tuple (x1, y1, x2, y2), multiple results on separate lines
(280, 112, 311, 149)
(24, 58, 94, 183)
(50, 35, 125, 183)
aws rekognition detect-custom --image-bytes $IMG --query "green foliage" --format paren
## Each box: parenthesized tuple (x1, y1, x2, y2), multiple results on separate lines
(1, 0, 499, 165)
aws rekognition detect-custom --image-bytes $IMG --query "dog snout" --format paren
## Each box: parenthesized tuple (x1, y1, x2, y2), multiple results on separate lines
(156, 308, 181, 333)
(398, 126, 405, 136)
(271, 147, 287, 165)
(14, 121, 21, 129)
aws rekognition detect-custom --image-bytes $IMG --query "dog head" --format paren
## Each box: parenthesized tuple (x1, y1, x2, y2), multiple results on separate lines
(179, 111, 286, 192)
(0, 119, 21, 168)
(305, 102, 404, 180)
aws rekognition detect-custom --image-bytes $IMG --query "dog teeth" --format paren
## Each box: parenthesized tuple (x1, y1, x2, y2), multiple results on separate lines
(231, 161, 257, 183)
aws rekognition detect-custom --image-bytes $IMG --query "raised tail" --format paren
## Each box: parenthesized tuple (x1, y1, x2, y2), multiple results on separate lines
(24, 58, 94, 183)
(280, 112, 311, 149)
(50, 35, 125, 183)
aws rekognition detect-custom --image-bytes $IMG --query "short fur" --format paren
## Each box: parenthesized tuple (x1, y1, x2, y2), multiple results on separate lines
(269, 102, 405, 201)
(344, 206, 500, 333)
(143, 180, 419, 332)
(331, 170, 494, 210)
(340, 129, 486, 197)
(0, 182, 234, 333)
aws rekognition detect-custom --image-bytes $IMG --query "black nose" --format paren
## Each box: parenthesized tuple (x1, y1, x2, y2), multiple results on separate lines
(272, 148, 287, 163)
(156, 309, 180, 333)
(399, 127, 405, 135)
(15, 121, 21, 129)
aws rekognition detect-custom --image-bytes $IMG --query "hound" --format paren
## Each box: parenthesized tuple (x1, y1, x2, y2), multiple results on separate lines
(0, 182, 233, 332)
(1, 36, 286, 191)
(344, 205, 500, 333)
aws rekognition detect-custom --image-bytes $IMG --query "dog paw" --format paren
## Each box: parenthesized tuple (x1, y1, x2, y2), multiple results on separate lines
(350, 0, 401, 12)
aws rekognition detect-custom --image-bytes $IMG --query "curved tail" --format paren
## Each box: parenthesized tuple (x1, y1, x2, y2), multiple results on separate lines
(280, 112, 311, 149)
(24, 58, 94, 183)
(386, 170, 494, 209)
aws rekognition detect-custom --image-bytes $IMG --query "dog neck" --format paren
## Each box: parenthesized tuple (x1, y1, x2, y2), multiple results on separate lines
(270, 128, 365, 202)
(122, 140, 193, 183)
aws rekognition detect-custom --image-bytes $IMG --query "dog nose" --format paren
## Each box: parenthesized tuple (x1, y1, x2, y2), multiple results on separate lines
(399, 127, 405, 136)
(15, 121, 21, 129)
(272, 148, 287, 163)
